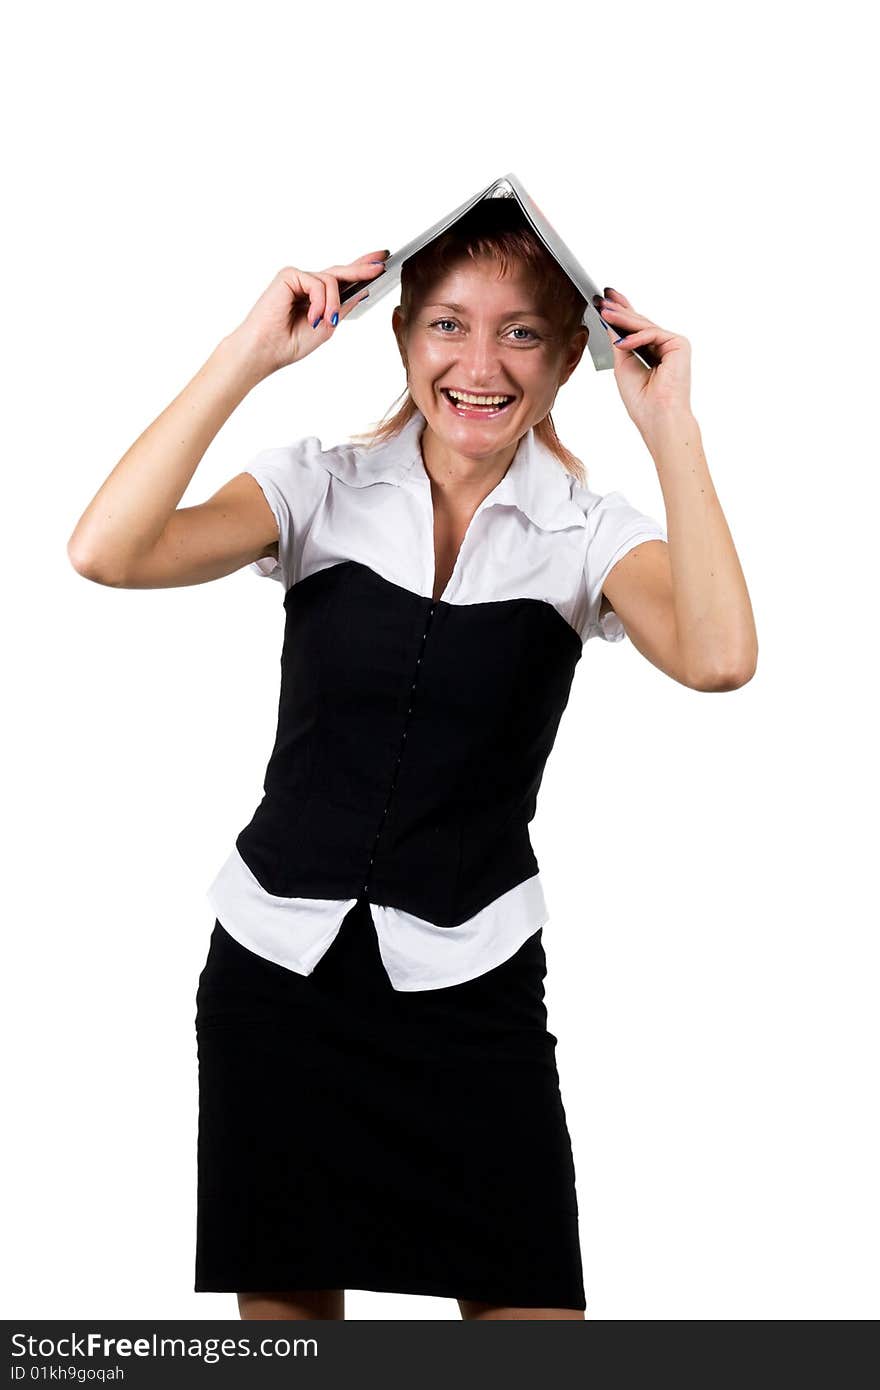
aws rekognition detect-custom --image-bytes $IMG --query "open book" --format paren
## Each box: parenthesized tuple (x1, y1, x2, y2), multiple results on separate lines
(341, 171, 656, 372)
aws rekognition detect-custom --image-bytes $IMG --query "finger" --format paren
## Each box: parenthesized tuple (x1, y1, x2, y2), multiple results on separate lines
(342, 248, 390, 265)
(610, 323, 680, 353)
(603, 287, 634, 310)
(324, 254, 389, 285)
(280, 268, 325, 328)
(610, 326, 650, 350)
(312, 272, 341, 332)
(294, 270, 328, 329)
(599, 302, 649, 326)
(592, 290, 637, 322)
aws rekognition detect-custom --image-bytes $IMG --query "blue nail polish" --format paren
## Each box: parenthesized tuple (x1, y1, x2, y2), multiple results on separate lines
(614, 334, 628, 344)
(312, 316, 322, 329)
(331, 311, 338, 326)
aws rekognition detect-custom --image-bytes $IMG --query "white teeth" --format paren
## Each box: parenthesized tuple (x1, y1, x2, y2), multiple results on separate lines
(446, 389, 513, 407)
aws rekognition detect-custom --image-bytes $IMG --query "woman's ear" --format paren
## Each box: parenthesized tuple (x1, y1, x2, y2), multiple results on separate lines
(391, 305, 408, 370)
(558, 327, 589, 388)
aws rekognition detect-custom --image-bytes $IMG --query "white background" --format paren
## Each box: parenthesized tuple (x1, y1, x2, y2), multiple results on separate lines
(3, 0, 877, 1321)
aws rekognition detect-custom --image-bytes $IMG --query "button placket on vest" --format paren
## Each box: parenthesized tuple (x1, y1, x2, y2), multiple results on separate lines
(361, 600, 438, 896)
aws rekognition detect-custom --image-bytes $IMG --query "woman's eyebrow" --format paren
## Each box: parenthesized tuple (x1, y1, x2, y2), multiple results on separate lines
(427, 301, 551, 321)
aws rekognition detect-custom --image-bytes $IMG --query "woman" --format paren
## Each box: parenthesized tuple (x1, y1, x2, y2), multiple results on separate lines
(68, 198, 757, 1320)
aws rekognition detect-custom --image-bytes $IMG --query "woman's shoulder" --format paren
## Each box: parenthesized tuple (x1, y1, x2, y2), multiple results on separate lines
(247, 432, 391, 493)
(247, 433, 332, 483)
(568, 475, 666, 542)
(568, 475, 629, 523)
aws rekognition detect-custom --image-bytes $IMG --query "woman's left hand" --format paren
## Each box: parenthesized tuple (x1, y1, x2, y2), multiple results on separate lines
(593, 289, 693, 436)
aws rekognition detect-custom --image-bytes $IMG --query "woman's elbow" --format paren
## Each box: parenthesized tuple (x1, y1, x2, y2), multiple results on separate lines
(688, 650, 758, 691)
(67, 537, 125, 586)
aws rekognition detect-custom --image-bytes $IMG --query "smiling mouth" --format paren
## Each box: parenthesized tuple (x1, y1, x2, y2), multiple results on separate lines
(440, 388, 516, 417)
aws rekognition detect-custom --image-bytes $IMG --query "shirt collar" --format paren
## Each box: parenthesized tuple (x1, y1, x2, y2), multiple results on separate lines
(330, 408, 586, 534)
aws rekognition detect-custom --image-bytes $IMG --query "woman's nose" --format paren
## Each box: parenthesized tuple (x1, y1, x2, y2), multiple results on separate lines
(457, 335, 502, 377)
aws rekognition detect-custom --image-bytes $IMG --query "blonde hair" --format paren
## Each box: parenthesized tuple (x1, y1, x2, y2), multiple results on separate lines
(349, 197, 591, 487)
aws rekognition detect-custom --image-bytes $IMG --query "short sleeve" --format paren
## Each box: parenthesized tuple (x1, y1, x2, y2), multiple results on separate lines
(578, 487, 667, 643)
(244, 438, 329, 591)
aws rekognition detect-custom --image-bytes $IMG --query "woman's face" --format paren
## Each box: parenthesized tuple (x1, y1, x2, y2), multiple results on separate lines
(393, 257, 587, 463)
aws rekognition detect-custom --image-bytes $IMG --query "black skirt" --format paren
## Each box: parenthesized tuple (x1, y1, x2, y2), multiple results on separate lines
(194, 897, 585, 1310)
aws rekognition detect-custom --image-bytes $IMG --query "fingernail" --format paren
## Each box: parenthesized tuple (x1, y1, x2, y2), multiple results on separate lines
(312, 316, 322, 328)
(605, 286, 617, 296)
(613, 334, 628, 344)
(331, 311, 338, 326)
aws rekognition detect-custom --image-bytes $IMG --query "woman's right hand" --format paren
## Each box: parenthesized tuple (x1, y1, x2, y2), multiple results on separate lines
(230, 251, 390, 378)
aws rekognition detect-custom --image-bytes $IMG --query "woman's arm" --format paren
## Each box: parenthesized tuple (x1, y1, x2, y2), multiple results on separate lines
(592, 288, 758, 691)
(67, 253, 387, 589)
(67, 332, 274, 588)
(602, 412, 758, 691)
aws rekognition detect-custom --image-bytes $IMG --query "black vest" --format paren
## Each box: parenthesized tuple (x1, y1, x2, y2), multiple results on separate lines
(236, 560, 582, 928)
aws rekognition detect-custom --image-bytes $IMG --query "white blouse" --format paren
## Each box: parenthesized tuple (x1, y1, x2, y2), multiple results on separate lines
(207, 408, 667, 990)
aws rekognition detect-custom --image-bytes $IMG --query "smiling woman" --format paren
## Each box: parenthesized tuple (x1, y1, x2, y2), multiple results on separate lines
(192, 202, 673, 1322)
(69, 179, 753, 1322)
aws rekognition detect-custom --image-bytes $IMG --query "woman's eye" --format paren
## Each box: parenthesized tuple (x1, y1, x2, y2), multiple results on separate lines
(429, 319, 538, 341)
